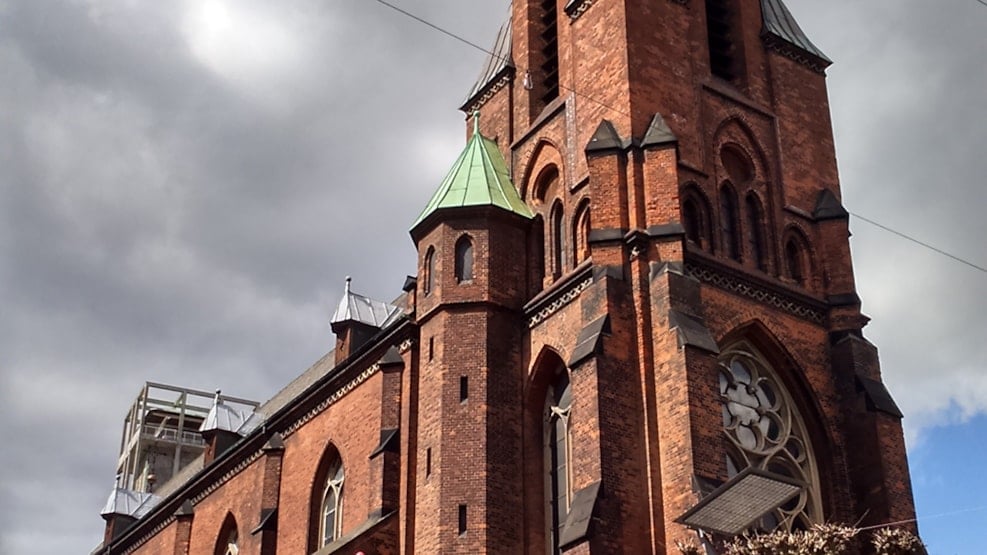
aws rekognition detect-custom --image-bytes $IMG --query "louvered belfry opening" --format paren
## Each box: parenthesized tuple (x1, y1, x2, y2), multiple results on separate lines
(705, 0, 739, 82)
(539, 0, 560, 105)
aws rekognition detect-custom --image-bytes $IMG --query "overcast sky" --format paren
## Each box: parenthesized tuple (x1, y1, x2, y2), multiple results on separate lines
(1, 1, 984, 553)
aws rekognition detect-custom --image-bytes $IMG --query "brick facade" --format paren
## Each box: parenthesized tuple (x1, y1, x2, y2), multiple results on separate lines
(98, 1, 917, 554)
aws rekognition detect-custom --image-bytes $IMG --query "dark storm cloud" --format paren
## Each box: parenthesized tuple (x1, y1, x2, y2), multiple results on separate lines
(1, 0, 981, 553)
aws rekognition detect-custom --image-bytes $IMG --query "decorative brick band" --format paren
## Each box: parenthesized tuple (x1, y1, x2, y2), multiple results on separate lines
(191, 449, 265, 504)
(763, 36, 828, 74)
(282, 363, 383, 438)
(686, 262, 825, 324)
(398, 338, 415, 354)
(124, 516, 176, 554)
(565, 0, 595, 19)
(463, 74, 511, 114)
(528, 276, 593, 328)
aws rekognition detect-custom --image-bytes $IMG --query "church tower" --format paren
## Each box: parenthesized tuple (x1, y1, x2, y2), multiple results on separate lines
(427, 0, 918, 551)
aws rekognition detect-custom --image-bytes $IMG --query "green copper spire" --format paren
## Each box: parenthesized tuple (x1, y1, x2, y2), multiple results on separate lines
(411, 113, 533, 233)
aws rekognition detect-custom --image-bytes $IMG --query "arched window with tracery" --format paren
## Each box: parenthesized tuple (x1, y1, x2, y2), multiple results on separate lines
(545, 367, 572, 554)
(309, 445, 345, 550)
(455, 236, 474, 283)
(215, 514, 239, 555)
(720, 184, 741, 262)
(573, 201, 591, 264)
(550, 201, 565, 278)
(718, 343, 822, 531)
(423, 246, 435, 295)
(746, 193, 767, 271)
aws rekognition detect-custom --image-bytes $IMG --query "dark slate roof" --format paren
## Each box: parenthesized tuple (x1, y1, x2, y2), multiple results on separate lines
(760, 0, 831, 64)
(462, 18, 514, 110)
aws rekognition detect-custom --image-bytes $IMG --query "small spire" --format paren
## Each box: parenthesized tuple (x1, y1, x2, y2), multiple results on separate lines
(214, 389, 222, 405)
(472, 111, 480, 134)
(345, 276, 352, 294)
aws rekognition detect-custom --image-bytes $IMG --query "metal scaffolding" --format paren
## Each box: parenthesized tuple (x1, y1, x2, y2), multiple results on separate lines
(115, 382, 259, 493)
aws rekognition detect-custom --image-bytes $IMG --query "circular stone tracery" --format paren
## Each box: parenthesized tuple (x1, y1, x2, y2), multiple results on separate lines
(718, 344, 822, 531)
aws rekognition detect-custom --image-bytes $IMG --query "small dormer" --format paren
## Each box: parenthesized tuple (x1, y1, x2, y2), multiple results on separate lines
(329, 277, 401, 364)
(199, 390, 245, 464)
(100, 478, 160, 545)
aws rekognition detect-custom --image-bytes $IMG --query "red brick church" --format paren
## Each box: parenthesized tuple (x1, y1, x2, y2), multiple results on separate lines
(96, 0, 918, 553)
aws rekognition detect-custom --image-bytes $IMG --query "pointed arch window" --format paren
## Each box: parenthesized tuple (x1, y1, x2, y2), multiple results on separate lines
(718, 344, 822, 531)
(215, 515, 239, 555)
(720, 184, 741, 262)
(785, 238, 805, 286)
(455, 236, 474, 283)
(551, 201, 565, 278)
(320, 457, 345, 546)
(545, 369, 572, 553)
(682, 187, 712, 251)
(423, 247, 435, 295)
(573, 202, 591, 264)
(746, 194, 767, 271)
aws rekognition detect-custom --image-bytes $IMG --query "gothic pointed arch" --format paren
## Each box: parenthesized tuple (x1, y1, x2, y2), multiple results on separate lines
(713, 117, 770, 181)
(681, 183, 713, 251)
(572, 198, 591, 264)
(550, 200, 566, 277)
(745, 192, 768, 271)
(454, 235, 475, 283)
(782, 225, 814, 288)
(309, 442, 346, 551)
(717, 321, 838, 527)
(524, 346, 573, 555)
(719, 183, 741, 262)
(423, 246, 436, 295)
(214, 513, 239, 555)
(520, 139, 565, 202)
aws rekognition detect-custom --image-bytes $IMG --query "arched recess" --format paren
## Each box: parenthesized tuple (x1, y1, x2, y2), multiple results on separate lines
(719, 183, 742, 262)
(454, 235, 475, 283)
(712, 117, 771, 182)
(572, 198, 591, 265)
(681, 183, 713, 251)
(519, 139, 565, 203)
(745, 192, 768, 272)
(523, 347, 573, 555)
(717, 321, 838, 527)
(214, 513, 239, 555)
(782, 225, 814, 288)
(309, 443, 346, 552)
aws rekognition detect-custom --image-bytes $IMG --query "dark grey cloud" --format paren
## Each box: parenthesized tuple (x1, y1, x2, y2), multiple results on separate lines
(1, 0, 982, 552)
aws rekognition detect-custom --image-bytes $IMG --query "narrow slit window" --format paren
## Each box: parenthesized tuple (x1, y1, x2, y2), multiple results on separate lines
(460, 376, 469, 402)
(720, 185, 741, 262)
(426, 448, 432, 477)
(746, 194, 767, 271)
(458, 504, 467, 535)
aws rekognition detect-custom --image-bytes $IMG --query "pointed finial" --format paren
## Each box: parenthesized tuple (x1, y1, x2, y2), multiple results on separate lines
(214, 389, 222, 405)
(345, 276, 352, 294)
(472, 111, 480, 134)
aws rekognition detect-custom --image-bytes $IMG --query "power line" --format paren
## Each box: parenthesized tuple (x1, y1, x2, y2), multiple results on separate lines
(369, 0, 985, 276)
(368, 0, 633, 119)
(850, 212, 987, 274)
